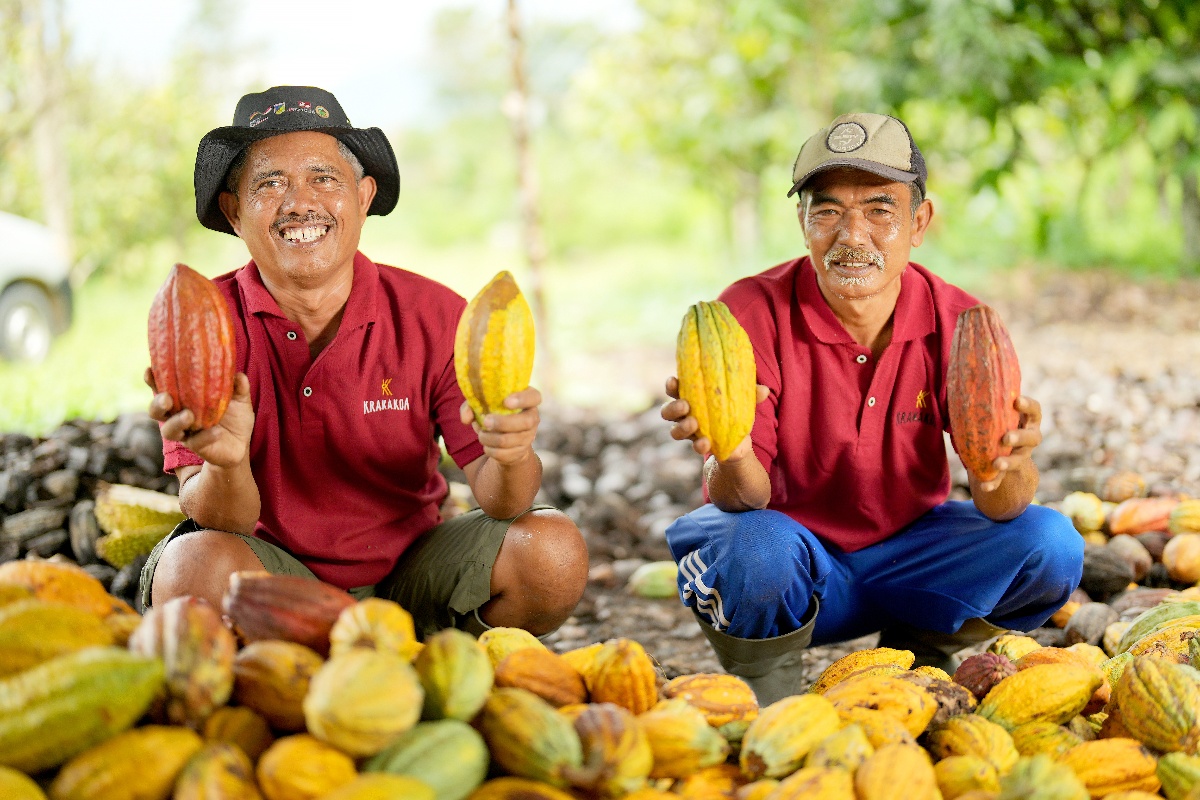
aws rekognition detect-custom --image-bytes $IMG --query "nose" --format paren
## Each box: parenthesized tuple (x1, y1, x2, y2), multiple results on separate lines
(280, 178, 320, 213)
(834, 209, 871, 246)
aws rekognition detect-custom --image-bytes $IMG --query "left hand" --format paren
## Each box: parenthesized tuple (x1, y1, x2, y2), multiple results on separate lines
(460, 387, 542, 466)
(977, 394, 1042, 493)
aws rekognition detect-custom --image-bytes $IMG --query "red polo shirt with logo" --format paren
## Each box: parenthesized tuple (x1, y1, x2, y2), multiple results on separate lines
(719, 256, 979, 553)
(162, 252, 484, 588)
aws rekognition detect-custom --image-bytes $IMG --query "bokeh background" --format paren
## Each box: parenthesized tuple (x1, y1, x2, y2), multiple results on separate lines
(2, 0, 1198, 434)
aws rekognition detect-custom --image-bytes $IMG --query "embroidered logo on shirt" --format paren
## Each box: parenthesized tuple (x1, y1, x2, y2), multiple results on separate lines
(896, 389, 935, 426)
(381, 378, 393, 396)
(915, 389, 929, 409)
(365, 378, 408, 414)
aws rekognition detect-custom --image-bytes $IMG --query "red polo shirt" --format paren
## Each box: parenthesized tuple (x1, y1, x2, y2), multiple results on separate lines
(719, 256, 979, 553)
(163, 252, 484, 588)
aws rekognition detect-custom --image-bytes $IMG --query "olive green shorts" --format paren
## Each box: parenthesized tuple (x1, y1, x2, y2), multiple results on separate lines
(139, 505, 554, 638)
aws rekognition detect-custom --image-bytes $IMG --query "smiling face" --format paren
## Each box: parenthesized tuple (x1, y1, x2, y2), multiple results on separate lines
(218, 131, 377, 287)
(799, 167, 932, 309)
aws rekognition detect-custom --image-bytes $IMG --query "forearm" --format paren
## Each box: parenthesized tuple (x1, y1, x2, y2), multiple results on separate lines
(471, 452, 543, 520)
(178, 460, 262, 535)
(970, 460, 1039, 522)
(706, 454, 771, 512)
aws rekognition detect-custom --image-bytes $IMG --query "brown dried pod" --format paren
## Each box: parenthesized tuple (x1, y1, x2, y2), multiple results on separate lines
(1062, 602, 1120, 648)
(1105, 536, 1153, 583)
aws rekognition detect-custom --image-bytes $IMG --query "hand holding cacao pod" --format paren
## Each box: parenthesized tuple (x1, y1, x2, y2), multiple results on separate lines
(946, 304, 1022, 484)
(147, 263, 236, 433)
(454, 271, 536, 422)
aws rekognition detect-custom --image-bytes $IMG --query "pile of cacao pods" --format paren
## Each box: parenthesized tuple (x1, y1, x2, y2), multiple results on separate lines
(3, 551, 1200, 800)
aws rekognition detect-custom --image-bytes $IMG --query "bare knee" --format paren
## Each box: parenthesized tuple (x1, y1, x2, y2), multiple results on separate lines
(151, 530, 264, 611)
(486, 509, 589, 634)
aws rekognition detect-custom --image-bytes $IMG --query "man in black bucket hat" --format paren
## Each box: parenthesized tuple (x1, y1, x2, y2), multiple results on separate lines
(142, 86, 587, 641)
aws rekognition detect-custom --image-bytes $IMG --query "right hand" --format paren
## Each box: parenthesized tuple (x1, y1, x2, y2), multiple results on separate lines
(146, 368, 255, 469)
(660, 376, 768, 462)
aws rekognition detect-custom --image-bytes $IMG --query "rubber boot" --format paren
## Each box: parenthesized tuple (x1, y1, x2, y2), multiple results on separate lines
(692, 597, 819, 707)
(876, 618, 1008, 673)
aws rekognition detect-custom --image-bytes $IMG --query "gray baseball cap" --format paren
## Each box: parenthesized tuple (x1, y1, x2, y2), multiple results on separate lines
(788, 112, 927, 198)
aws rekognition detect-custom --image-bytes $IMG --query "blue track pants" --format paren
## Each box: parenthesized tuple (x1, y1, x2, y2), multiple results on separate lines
(665, 501, 1083, 642)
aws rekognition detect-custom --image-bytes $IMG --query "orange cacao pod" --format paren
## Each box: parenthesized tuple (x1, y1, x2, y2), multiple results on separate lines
(1164, 533, 1200, 584)
(660, 672, 758, 741)
(255, 734, 357, 800)
(231, 639, 324, 731)
(494, 647, 587, 708)
(147, 262, 235, 431)
(585, 638, 658, 715)
(947, 304, 1021, 482)
(222, 571, 356, 656)
(1108, 496, 1180, 536)
(203, 706, 275, 765)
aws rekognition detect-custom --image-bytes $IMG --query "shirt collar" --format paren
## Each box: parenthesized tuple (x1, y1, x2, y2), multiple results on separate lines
(235, 251, 379, 331)
(796, 256, 936, 345)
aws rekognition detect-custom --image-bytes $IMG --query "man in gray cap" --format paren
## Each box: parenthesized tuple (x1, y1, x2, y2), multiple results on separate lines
(660, 113, 1081, 703)
(142, 86, 588, 640)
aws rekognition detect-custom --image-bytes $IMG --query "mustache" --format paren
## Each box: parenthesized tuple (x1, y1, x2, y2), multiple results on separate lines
(824, 247, 885, 271)
(272, 213, 335, 232)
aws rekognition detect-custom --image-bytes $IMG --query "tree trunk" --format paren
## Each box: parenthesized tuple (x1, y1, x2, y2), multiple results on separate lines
(730, 170, 761, 271)
(1181, 168, 1200, 274)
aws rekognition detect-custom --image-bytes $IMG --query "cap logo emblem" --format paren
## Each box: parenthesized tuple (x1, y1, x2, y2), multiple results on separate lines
(315, 106, 329, 118)
(826, 122, 868, 153)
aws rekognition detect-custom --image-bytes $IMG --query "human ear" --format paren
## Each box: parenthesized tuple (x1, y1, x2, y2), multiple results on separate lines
(217, 191, 243, 237)
(910, 198, 934, 247)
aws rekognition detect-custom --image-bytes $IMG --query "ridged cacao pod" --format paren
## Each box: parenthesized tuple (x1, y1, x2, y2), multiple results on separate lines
(1170, 500, 1200, 536)
(328, 597, 421, 660)
(1158, 751, 1200, 800)
(231, 639, 324, 731)
(897, 672, 978, 728)
(476, 688, 583, 787)
(1117, 601, 1200, 653)
(735, 779, 780, 800)
(1114, 656, 1200, 753)
(947, 304, 1021, 482)
(585, 638, 658, 715)
(638, 698, 730, 780)
(997, 754, 1088, 799)
(934, 755, 1000, 799)
(926, 713, 1019, 775)
(1101, 471, 1148, 504)
(803, 723, 874, 772)
(454, 270, 535, 420)
(823, 673, 938, 737)
(988, 634, 1042, 662)
(955, 652, 1018, 701)
(855, 743, 939, 800)
(0, 600, 113, 677)
(466, 778, 576, 800)
(1058, 738, 1161, 796)
(0, 560, 127, 618)
(48, 725, 203, 800)
(255, 734, 357, 800)
(203, 706, 275, 765)
(978, 663, 1103, 731)
(222, 571, 356, 656)
(1164, 533, 1200, 584)
(740, 693, 841, 779)
(364, 719, 489, 800)
(660, 672, 758, 741)
(171, 742, 263, 800)
(302, 647, 424, 757)
(1015, 646, 1095, 671)
(477, 626, 547, 669)
(569, 703, 653, 797)
(770, 765, 855, 799)
(414, 628, 494, 721)
(92, 483, 185, 568)
(320, 775, 435, 800)
(128, 595, 236, 728)
(808, 646, 916, 695)
(836, 706, 917, 748)
(0, 766, 46, 800)
(1010, 720, 1083, 759)
(675, 299, 756, 461)
(1100, 652, 1133, 693)
(1109, 497, 1180, 536)
(147, 262, 235, 431)
(494, 647, 587, 708)
(0, 647, 163, 774)
(1127, 622, 1199, 663)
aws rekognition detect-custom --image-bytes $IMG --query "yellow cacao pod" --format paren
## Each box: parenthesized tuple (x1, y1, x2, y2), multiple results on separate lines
(173, 742, 263, 800)
(1009, 720, 1083, 759)
(935, 755, 1000, 799)
(769, 766, 856, 799)
(1169, 500, 1200, 536)
(466, 778, 576, 800)
(477, 626, 546, 669)
(1164, 533, 1200, 584)
(0, 560, 127, 618)
(203, 705, 275, 765)
(638, 698, 730, 780)
(454, 270, 535, 420)
(328, 597, 421, 661)
(415, 627, 494, 721)
(255, 734, 357, 800)
(559, 642, 604, 681)
(660, 672, 758, 741)
(494, 647, 587, 708)
(320, 774, 435, 800)
(569, 702, 653, 797)
(1060, 492, 1106, 534)
(836, 706, 917, 748)
(988, 634, 1043, 662)
(669, 763, 743, 798)
(1058, 738, 1160, 796)
(476, 688, 583, 787)
(803, 722, 874, 772)
(1113, 655, 1200, 753)
(0, 766, 45, 800)
(0, 600, 113, 677)
(675, 299, 756, 461)
(734, 780, 780, 800)
(808, 646, 916, 695)
(1117, 601, 1200, 653)
(927, 713, 1019, 775)
(739, 692, 842, 780)
(585, 638, 658, 715)
(823, 673, 938, 737)
(48, 725, 202, 800)
(232, 640, 323, 732)
(854, 743, 939, 800)
(978, 664, 1103, 731)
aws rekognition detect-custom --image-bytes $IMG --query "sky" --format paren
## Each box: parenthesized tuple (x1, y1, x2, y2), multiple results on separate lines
(64, 0, 639, 129)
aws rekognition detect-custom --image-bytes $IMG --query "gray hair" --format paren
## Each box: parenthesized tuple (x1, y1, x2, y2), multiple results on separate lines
(225, 137, 365, 194)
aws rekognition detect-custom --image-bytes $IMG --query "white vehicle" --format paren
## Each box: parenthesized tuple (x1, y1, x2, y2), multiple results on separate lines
(0, 210, 74, 362)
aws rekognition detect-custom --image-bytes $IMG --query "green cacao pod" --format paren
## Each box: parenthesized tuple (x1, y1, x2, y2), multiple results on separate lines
(476, 687, 583, 787)
(947, 303, 1021, 482)
(454, 270, 535, 420)
(997, 754, 1088, 799)
(147, 262, 236, 431)
(414, 627, 494, 721)
(364, 719, 489, 800)
(675, 299, 756, 462)
(1158, 752, 1200, 800)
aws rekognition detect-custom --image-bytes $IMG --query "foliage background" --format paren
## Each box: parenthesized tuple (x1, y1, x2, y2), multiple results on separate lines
(1, 0, 1198, 434)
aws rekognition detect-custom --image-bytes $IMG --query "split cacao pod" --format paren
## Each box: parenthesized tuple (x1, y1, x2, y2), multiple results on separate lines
(48, 724, 203, 800)
(674, 299, 756, 462)
(221, 570, 356, 656)
(174, 743, 264, 800)
(147, 262, 236, 431)
(364, 719, 489, 800)
(255, 734, 357, 800)
(946, 303, 1021, 482)
(740, 692, 841, 779)
(454, 270, 535, 420)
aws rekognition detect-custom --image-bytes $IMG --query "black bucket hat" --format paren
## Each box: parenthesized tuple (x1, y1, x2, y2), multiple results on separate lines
(194, 85, 399, 235)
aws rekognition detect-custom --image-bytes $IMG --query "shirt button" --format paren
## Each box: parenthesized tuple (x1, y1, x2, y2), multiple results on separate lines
(286, 331, 297, 341)
(867, 396, 876, 407)
(855, 354, 868, 364)
(303, 387, 313, 397)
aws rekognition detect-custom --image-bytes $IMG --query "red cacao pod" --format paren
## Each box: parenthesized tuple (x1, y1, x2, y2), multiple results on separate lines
(953, 652, 1017, 701)
(1108, 496, 1180, 536)
(947, 305, 1021, 483)
(221, 571, 356, 656)
(147, 263, 236, 431)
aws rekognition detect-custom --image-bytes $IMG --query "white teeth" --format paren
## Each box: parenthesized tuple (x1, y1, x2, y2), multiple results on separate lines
(282, 225, 328, 242)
